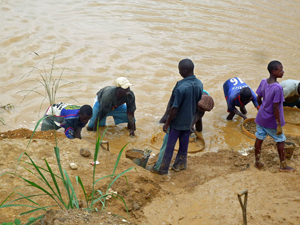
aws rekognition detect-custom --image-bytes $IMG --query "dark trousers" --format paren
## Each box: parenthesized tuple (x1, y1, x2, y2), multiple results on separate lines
(158, 127, 190, 174)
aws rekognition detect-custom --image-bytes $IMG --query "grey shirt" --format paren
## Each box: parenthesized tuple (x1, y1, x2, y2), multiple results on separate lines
(280, 79, 300, 102)
(96, 86, 136, 121)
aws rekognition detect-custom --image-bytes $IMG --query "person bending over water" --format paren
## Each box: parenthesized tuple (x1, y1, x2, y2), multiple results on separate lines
(87, 77, 136, 136)
(223, 77, 259, 120)
(280, 79, 300, 109)
(41, 103, 92, 139)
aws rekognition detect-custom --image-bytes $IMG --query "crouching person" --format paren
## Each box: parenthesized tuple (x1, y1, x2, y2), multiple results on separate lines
(87, 77, 136, 136)
(41, 102, 92, 139)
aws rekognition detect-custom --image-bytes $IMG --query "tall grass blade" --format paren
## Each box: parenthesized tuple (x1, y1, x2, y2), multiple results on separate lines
(107, 167, 136, 191)
(16, 192, 43, 208)
(113, 194, 129, 217)
(44, 159, 64, 205)
(24, 215, 44, 225)
(90, 125, 108, 209)
(0, 191, 15, 206)
(54, 146, 71, 209)
(63, 169, 79, 209)
(76, 176, 88, 208)
(20, 205, 55, 215)
(111, 143, 129, 176)
(25, 153, 62, 204)
(16, 175, 62, 209)
(93, 174, 113, 186)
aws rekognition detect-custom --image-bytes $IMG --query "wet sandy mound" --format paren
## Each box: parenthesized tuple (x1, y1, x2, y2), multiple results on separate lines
(0, 128, 66, 140)
(41, 209, 132, 225)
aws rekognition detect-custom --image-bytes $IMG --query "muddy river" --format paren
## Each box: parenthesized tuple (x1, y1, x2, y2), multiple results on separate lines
(1, 0, 300, 155)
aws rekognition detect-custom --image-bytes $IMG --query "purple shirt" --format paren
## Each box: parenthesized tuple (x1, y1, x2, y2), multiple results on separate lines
(255, 79, 285, 129)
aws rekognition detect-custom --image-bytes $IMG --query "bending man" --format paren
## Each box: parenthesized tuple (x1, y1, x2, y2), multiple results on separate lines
(223, 77, 259, 120)
(41, 102, 92, 139)
(87, 77, 136, 136)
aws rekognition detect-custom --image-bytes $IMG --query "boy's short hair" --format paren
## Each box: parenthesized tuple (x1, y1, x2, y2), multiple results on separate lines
(179, 59, 194, 73)
(80, 105, 93, 116)
(240, 87, 252, 101)
(267, 61, 282, 73)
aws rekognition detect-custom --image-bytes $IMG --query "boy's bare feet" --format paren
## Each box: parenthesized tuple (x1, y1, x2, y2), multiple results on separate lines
(254, 161, 264, 169)
(279, 165, 295, 172)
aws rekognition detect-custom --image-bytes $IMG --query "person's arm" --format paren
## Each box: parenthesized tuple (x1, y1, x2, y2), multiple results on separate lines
(192, 111, 205, 132)
(273, 102, 282, 135)
(159, 97, 172, 123)
(163, 107, 178, 132)
(251, 91, 260, 110)
(230, 108, 247, 120)
(257, 95, 262, 106)
(127, 111, 135, 136)
(74, 126, 82, 139)
(226, 95, 246, 120)
(195, 118, 203, 132)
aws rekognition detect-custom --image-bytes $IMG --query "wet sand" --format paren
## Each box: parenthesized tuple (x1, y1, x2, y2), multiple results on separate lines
(0, 129, 300, 224)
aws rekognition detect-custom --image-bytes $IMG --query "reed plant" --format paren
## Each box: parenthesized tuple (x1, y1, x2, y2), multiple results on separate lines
(0, 120, 135, 222)
(17, 52, 79, 117)
(0, 53, 135, 223)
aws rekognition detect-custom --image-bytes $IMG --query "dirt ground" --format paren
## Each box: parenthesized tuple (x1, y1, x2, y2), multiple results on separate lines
(1, 128, 300, 224)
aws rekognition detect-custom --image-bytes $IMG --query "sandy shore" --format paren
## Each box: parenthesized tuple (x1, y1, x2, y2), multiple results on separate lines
(0, 128, 300, 224)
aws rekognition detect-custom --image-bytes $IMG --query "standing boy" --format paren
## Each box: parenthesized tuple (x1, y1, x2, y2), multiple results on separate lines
(149, 93, 213, 173)
(157, 59, 203, 175)
(223, 77, 259, 120)
(254, 61, 295, 172)
(41, 103, 92, 139)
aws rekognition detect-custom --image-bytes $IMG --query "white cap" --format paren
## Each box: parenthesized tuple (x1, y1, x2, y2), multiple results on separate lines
(114, 77, 132, 89)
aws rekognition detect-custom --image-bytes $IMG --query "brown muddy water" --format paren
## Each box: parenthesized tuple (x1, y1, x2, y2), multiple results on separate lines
(1, 0, 300, 155)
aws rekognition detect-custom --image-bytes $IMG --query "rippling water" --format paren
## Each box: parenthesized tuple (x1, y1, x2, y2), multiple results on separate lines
(1, 0, 300, 153)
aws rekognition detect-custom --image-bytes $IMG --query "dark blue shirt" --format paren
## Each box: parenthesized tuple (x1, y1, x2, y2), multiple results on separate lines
(45, 103, 86, 139)
(223, 77, 259, 112)
(169, 75, 203, 130)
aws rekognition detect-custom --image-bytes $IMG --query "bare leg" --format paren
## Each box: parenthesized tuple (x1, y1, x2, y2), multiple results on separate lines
(240, 106, 247, 115)
(226, 112, 235, 120)
(277, 141, 295, 172)
(254, 138, 264, 169)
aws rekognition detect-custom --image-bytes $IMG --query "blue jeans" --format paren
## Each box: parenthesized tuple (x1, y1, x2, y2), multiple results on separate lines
(158, 128, 190, 175)
(283, 98, 300, 108)
(87, 97, 130, 128)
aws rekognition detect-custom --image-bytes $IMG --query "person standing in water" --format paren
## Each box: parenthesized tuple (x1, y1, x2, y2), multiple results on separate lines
(156, 59, 203, 175)
(254, 60, 295, 172)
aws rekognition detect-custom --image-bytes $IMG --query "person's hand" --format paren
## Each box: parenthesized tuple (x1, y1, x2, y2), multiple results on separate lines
(276, 125, 283, 135)
(130, 130, 135, 137)
(163, 123, 169, 133)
